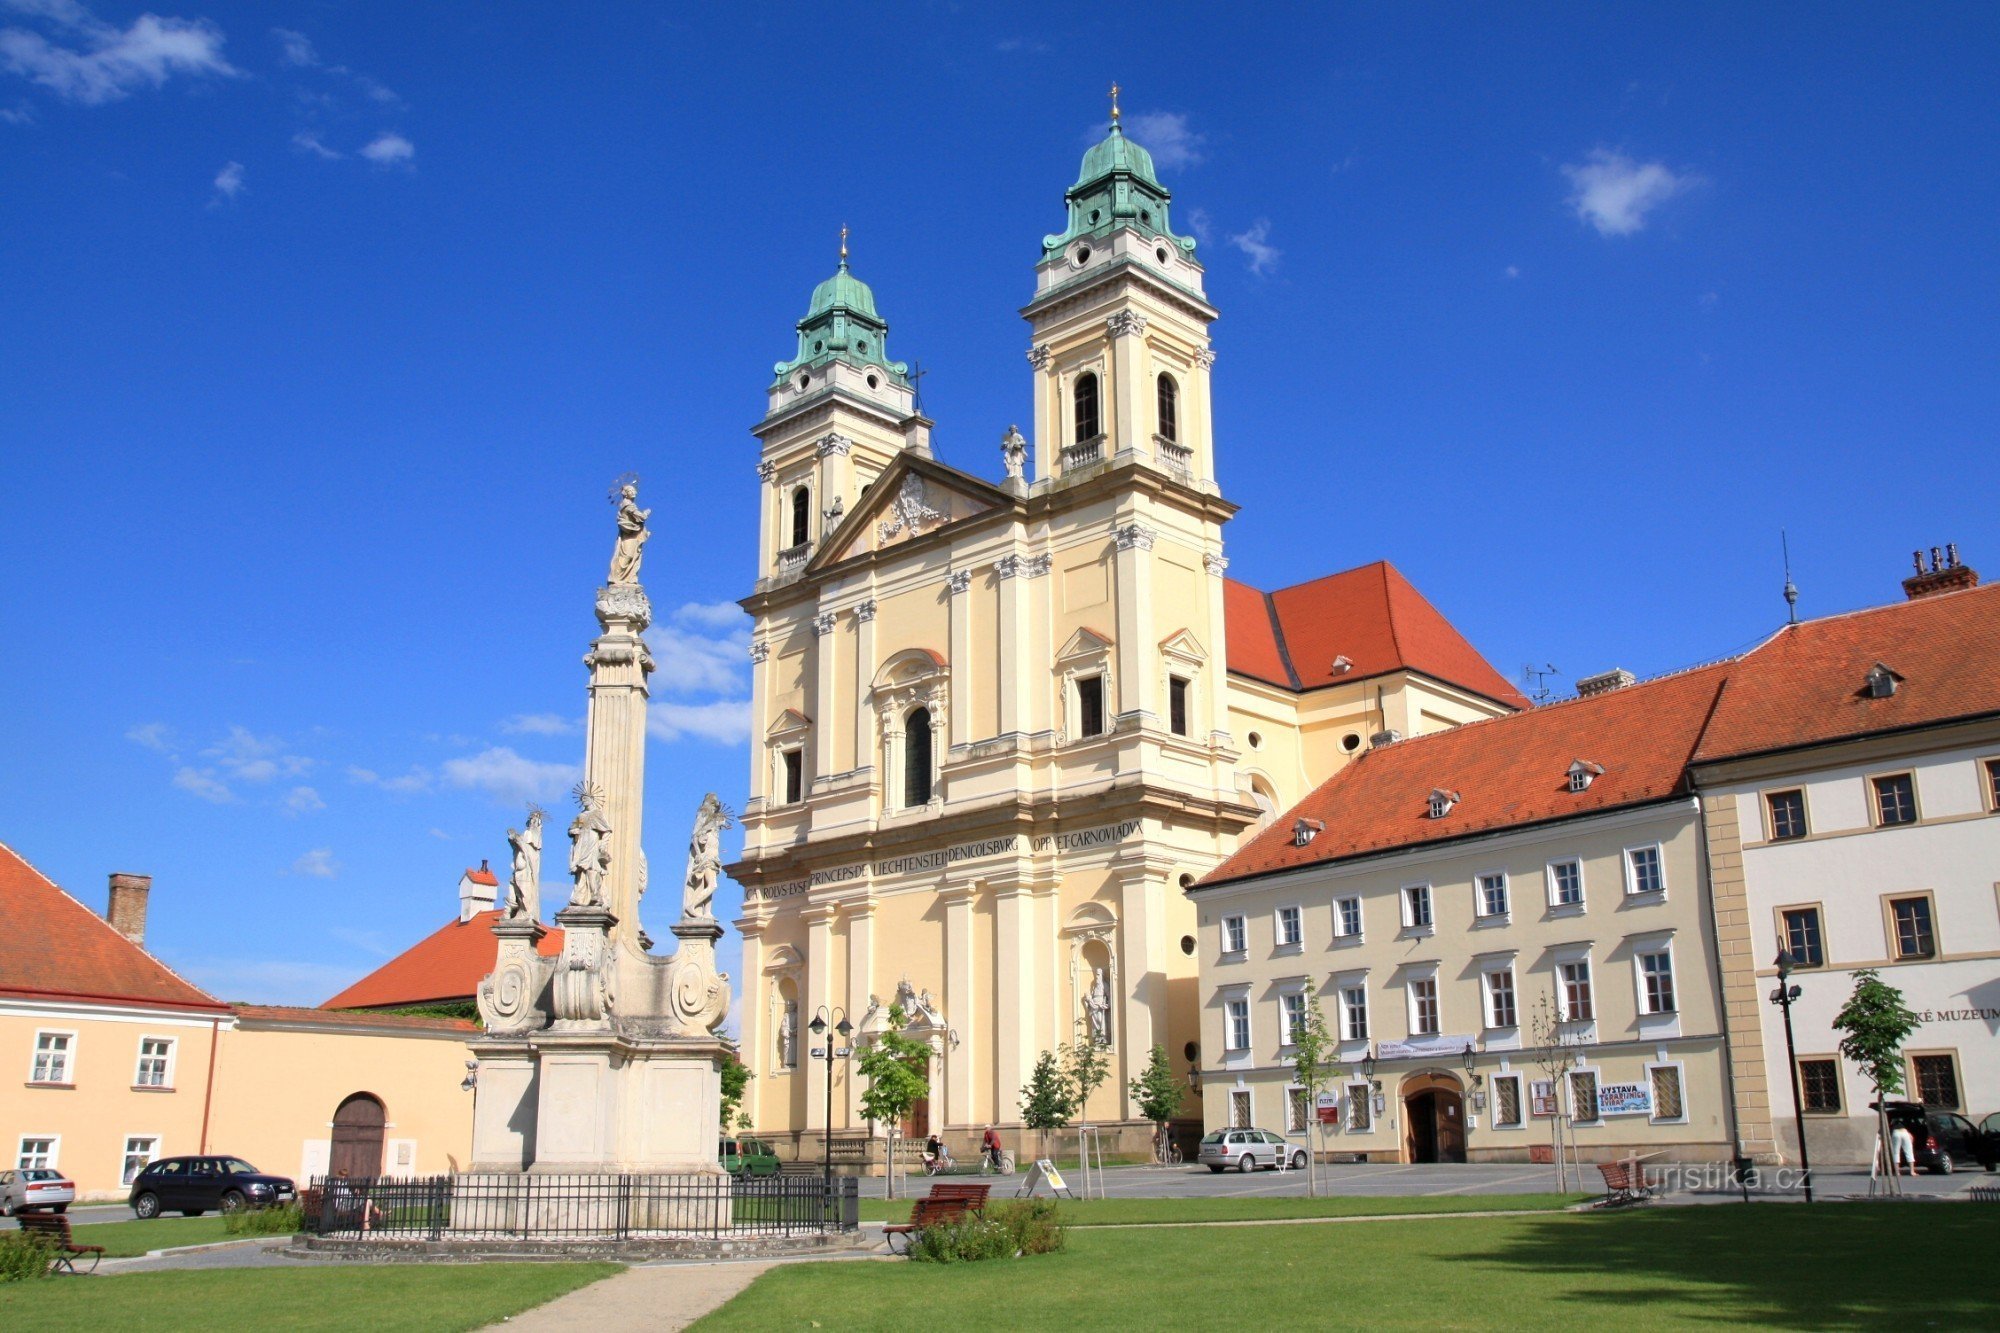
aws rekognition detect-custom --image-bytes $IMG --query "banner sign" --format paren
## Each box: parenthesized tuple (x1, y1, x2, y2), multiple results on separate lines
(750, 821, 1144, 900)
(1373, 1034, 1476, 1061)
(1597, 1082, 1654, 1117)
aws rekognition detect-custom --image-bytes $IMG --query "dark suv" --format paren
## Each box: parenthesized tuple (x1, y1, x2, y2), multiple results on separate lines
(1878, 1102, 1998, 1174)
(128, 1156, 296, 1217)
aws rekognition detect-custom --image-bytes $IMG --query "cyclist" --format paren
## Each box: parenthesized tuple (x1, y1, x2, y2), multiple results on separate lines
(981, 1125, 1005, 1172)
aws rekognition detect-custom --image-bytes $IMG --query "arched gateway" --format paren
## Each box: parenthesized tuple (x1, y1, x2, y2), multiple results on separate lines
(1400, 1072, 1467, 1164)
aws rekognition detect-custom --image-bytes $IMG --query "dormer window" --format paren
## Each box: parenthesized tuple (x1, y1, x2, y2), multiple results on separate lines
(1567, 760, 1604, 793)
(1864, 663, 1901, 699)
(1292, 817, 1323, 848)
(1331, 654, 1353, 675)
(1427, 789, 1459, 820)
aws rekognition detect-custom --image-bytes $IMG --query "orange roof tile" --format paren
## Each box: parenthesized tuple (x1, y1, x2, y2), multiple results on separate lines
(0, 840, 229, 1012)
(462, 865, 499, 887)
(1203, 663, 1727, 886)
(322, 909, 563, 1010)
(1224, 562, 1530, 708)
(233, 1004, 477, 1033)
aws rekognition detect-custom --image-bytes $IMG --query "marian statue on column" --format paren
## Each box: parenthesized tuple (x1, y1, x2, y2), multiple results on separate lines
(608, 481, 650, 585)
(680, 793, 734, 921)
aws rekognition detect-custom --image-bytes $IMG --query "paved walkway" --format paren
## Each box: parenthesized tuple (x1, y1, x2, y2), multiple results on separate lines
(495, 1253, 890, 1332)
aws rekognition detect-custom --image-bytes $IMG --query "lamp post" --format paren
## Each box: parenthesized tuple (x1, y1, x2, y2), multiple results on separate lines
(808, 1007, 853, 1207)
(1769, 949, 1813, 1203)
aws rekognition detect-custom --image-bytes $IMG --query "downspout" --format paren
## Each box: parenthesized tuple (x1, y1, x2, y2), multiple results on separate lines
(198, 1015, 222, 1153)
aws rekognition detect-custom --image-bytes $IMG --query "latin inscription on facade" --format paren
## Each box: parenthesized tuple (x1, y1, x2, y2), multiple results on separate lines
(745, 820, 1144, 901)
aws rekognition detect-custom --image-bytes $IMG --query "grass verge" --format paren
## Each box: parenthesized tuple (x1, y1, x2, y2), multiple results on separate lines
(700, 1204, 1990, 1331)
(0, 1262, 619, 1330)
(854, 1192, 1584, 1225)
(19, 1216, 237, 1259)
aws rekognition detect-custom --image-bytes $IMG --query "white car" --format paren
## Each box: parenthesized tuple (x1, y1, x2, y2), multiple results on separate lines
(0, 1168, 75, 1215)
(1198, 1128, 1307, 1173)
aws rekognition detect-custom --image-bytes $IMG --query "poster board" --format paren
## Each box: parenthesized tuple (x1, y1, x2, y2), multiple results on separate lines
(1530, 1079, 1560, 1118)
(1015, 1159, 1075, 1199)
(1315, 1092, 1341, 1126)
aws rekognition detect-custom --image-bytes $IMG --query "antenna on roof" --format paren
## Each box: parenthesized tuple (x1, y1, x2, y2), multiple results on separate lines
(1781, 530, 1799, 625)
(909, 360, 928, 415)
(1522, 663, 1559, 704)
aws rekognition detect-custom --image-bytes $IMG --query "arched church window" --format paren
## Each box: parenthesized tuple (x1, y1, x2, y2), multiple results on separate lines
(1157, 373, 1179, 443)
(904, 707, 933, 807)
(790, 487, 811, 547)
(1074, 373, 1100, 443)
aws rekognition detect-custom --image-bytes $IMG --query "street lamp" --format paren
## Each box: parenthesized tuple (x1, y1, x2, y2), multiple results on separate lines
(1360, 1047, 1377, 1088)
(1460, 1042, 1483, 1088)
(1769, 949, 1813, 1203)
(808, 1007, 853, 1205)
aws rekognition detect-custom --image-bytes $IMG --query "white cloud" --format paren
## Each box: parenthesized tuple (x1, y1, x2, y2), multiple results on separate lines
(209, 159, 243, 204)
(203, 725, 309, 783)
(673, 600, 748, 631)
(177, 956, 358, 1006)
(442, 747, 580, 805)
(271, 26, 314, 66)
(1228, 219, 1280, 276)
(0, 101, 30, 122)
(1122, 111, 1205, 172)
(346, 762, 432, 795)
(291, 847, 337, 878)
(648, 622, 747, 695)
(1562, 148, 1696, 237)
(1185, 207, 1213, 247)
(359, 130, 413, 166)
(427, 827, 451, 841)
(0, 3, 236, 105)
(284, 785, 324, 815)
(172, 766, 233, 803)
(649, 701, 753, 746)
(354, 74, 396, 105)
(126, 721, 174, 751)
(500, 712, 578, 737)
(1505, 265, 1521, 279)
(291, 128, 341, 159)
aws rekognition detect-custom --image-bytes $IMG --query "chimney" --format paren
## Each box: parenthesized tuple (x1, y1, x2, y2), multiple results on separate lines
(458, 859, 498, 923)
(1902, 543, 1978, 601)
(1575, 668, 1637, 699)
(107, 873, 152, 945)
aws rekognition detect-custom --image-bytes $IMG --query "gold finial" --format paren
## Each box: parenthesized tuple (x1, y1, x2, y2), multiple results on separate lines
(839, 223, 849, 264)
(1109, 81, 1121, 127)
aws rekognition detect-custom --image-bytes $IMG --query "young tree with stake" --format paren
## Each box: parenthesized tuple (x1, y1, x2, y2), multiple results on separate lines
(1288, 981, 1338, 1197)
(1129, 1044, 1187, 1164)
(1019, 1048, 1074, 1162)
(855, 1003, 931, 1199)
(1832, 969, 1920, 1196)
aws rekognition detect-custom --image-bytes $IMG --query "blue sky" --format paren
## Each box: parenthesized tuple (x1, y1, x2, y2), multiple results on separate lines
(2, 3, 1994, 1006)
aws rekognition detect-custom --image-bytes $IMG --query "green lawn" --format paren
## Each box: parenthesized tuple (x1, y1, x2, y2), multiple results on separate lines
(36, 1216, 236, 1259)
(0, 1263, 619, 1331)
(701, 1204, 1992, 1330)
(855, 1193, 1584, 1225)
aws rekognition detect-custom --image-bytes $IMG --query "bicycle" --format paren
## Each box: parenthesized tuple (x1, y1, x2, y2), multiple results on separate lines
(979, 1150, 1016, 1176)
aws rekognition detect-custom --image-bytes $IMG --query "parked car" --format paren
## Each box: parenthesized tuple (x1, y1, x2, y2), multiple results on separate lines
(1876, 1101, 1999, 1174)
(127, 1156, 296, 1218)
(0, 1168, 74, 1216)
(1198, 1128, 1308, 1173)
(719, 1137, 781, 1177)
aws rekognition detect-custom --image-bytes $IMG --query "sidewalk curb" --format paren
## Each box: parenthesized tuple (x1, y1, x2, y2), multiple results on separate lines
(97, 1236, 280, 1268)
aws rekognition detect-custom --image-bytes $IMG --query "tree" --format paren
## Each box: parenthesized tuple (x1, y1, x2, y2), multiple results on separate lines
(855, 1004, 932, 1199)
(1528, 990, 1584, 1192)
(1129, 1044, 1186, 1163)
(1019, 1049, 1073, 1161)
(719, 1050, 753, 1129)
(1832, 969, 1919, 1195)
(1062, 1019, 1113, 1182)
(1288, 981, 1338, 1197)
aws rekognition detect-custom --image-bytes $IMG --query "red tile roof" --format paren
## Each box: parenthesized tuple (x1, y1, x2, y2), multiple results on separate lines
(1203, 581, 2000, 888)
(233, 1004, 477, 1033)
(1224, 562, 1531, 709)
(1204, 663, 1728, 886)
(1692, 583, 2000, 763)
(462, 865, 498, 887)
(0, 840, 229, 1012)
(322, 909, 563, 1010)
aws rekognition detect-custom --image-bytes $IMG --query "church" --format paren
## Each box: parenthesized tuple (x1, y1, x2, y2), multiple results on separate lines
(726, 99, 1527, 1161)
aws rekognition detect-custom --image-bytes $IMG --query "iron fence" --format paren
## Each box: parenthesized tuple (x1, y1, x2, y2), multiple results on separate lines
(302, 1171, 858, 1240)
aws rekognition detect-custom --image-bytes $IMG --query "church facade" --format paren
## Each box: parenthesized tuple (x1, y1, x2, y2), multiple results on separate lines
(726, 111, 1526, 1159)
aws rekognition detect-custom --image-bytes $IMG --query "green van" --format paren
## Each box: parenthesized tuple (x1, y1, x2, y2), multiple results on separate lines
(719, 1137, 781, 1176)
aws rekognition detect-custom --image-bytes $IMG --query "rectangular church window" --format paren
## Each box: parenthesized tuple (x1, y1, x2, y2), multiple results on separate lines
(1078, 676, 1105, 738)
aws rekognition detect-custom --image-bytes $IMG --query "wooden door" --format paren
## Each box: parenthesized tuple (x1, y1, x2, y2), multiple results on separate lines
(329, 1093, 386, 1179)
(1406, 1092, 1439, 1163)
(1436, 1091, 1467, 1163)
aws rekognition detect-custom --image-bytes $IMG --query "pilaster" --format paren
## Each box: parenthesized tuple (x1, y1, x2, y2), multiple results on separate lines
(1115, 867, 1167, 1123)
(993, 884, 1036, 1121)
(737, 919, 767, 1127)
(947, 569, 974, 752)
(1702, 796, 1778, 1161)
(803, 903, 836, 1135)
(1113, 524, 1156, 722)
(942, 884, 976, 1127)
(843, 897, 875, 1130)
(1106, 312, 1148, 459)
(812, 609, 840, 781)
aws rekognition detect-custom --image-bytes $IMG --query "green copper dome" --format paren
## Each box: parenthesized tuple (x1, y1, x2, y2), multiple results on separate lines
(1043, 121, 1197, 259)
(773, 255, 909, 388)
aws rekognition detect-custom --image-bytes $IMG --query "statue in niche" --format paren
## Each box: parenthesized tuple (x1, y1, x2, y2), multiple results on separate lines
(567, 784, 613, 909)
(780, 998, 799, 1068)
(681, 792, 734, 921)
(1001, 424, 1028, 481)
(504, 807, 544, 921)
(1084, 965, 1112, 1046)
(608, 482, 651, 585)
(823, 493, 845, 527)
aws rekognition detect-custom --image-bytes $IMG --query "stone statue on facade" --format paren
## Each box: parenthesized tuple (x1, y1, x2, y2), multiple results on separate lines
(681, 793, 733, 921)
(1001, 424, 1028, 481)
(608, 482, 650, 585)
(567, 784, 613, 909)
(1085, 966, 1112, 1046)
(505, 807, 544, 921)
(779, 998, 798, 1068)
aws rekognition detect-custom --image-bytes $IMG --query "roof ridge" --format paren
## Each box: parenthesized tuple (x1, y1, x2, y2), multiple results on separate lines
(1765, 581, 1998, 636)
(0, 838, 226, 1010)
(1262, 590, 1304, 690)
(1376, 561, 1408, 669)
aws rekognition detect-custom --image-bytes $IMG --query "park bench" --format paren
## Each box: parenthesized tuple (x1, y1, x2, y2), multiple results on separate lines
(1594, 1157, 1654, 1206)
(881, 1181, 994, 1253)
(15, 1212, 104, 1275)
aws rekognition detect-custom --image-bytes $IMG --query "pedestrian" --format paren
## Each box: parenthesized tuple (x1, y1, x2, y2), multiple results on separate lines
(1891, 1121, 1917, 1177)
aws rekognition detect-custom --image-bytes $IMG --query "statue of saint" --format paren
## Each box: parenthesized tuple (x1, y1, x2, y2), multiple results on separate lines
(608, 483, 650, 585)
(1085, 966, 1112, 1046)
(681, 792, 734, 921)
(780, 998, 799, 1068)
(505, 807, 544, 920)
(1001, 424, 1028, 481)
(567, 787, 613, 909)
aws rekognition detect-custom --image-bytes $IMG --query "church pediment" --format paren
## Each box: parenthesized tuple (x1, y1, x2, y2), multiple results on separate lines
(1056, 626, 1115, 663)
(765, 708, 812, 739)
(813, 454, 1015, 568)
(1159, 628, 1208, 662)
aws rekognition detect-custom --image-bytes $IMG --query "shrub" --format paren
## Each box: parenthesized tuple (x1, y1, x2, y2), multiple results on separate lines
(906, 1201, 1065, 1263)
(989, 1199, 1065, 1256)
(225, 1202, 304, 1236)
(0, 1229, 56, 1282)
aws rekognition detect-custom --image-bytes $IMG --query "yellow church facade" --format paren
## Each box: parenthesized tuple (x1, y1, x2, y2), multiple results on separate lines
(727, 112, 1527, 1159)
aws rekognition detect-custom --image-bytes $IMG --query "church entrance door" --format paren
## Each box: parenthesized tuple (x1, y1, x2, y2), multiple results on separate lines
(330, 1093, 386, 1179)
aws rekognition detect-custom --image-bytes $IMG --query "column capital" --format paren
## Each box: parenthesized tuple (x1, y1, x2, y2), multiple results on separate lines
(947, 569, 973, 595)
(1114, 523, 1157, 552)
